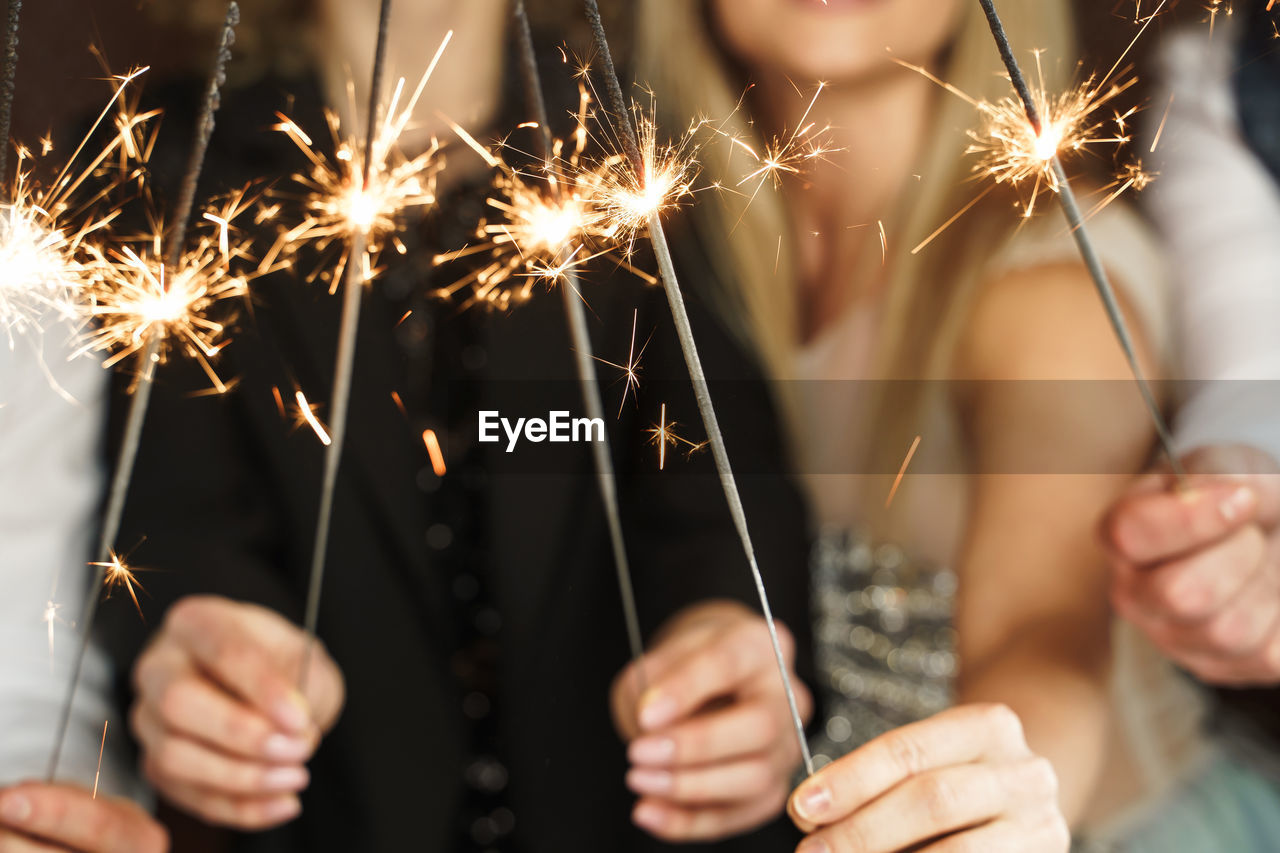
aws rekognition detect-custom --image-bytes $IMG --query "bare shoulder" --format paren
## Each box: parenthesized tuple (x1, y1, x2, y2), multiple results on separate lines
(957, 260, 1159, 384)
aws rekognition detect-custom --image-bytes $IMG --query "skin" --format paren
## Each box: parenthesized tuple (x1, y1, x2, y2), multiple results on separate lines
(609, 601, 812, 842)
(0, 784, 167, 853)
(138, 1, 812, 840)
(709, 0, 1153, 849)
(137, 596, 807, 838)
(131, 597, 345, 829)
(1103, 444, 1280, 686)
(314, 0, 508, 161)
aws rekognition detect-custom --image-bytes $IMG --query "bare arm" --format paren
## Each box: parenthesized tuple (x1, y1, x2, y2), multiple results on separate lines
(954, 261, 1162, 821)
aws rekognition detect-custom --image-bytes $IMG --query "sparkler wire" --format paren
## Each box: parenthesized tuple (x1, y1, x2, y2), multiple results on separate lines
(0, 0, 20, 184)
(169, 3, 240, 266)
(976, 0, 1186, 483)
(46, 2, 241, 782)
(582, 0, 814, 776)
(299, 0, 392, 689)
(512, 1, 645, 674)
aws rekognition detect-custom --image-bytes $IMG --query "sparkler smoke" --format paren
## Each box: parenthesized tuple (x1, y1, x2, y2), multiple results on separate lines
(976, 0, 1185, 483)
(582, 0, 814, 776)
(299, 0, 393, 689)
(0, 0, 20, 185)
(511, 0, 645, 675)
(47, 2, 241, 783)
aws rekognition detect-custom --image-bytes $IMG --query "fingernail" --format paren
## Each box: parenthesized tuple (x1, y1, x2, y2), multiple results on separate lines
(1221, 486, 1256, 522)
(272, 691, 311, 734)
(262, 796, 302, 822)
(797, 838, 831, 853)
(261, 766, 310, 792)
(629, 737, 676, 765)
(627, 768, 673, 795)
(0, 793, 31, 824)
(263, 733, 313, 762)
(795, 785, 831, 822)
(632, 802, 666, 832)
(638, 692, 678, 730)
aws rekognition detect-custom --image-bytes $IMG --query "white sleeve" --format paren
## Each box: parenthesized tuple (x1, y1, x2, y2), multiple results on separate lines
(0, 323, 145, 800)
(1146, 30, 1280, 462)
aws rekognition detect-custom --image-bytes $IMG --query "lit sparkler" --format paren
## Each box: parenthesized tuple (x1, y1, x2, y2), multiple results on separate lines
(583, 0, 815, 776)
(48, 2, 243, 783)
(498, 0, 648, 674)
(261, 32, 451, 290)
(296, 4, 454, 688)
(79, 192, 255, 393)
(0, 65, 156, 344)
(580, 96, 701, 255)
(974, 0, 1184, 481)
(432, 112, 603, 310)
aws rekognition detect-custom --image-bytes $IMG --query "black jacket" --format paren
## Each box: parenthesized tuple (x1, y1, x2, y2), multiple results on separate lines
(98, 61, 812, 853)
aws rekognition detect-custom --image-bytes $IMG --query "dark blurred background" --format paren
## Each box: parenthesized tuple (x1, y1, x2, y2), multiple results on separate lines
(12, 0, 1208, 151)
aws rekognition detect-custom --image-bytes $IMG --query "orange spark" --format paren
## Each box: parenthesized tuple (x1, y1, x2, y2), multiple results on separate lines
(293, 390, 332, 445)
(422, 429, 447, 476)
(93, 552, 146, 621)
(93, 721, 108, 799)
(885, 435, 921, 509)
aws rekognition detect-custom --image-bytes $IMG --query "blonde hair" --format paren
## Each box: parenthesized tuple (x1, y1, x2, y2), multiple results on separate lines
(635, 1, 1077, 488)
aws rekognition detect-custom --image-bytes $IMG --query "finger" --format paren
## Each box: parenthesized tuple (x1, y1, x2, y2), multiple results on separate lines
(789, 704, 1030, 827)
(638, 621, 785, 731)
(1104, 483, 1257, 565)
(1165, 612, 1280, 686)
(628, 755, 783, 805)
(795, 758, 1056, 853)
(295, 640, 345, 734)
(156, 779, 301, 831)
(629, 701, 786, 767)
(0, 831, 62, 853)
(909, 812, 1071, 853)
(1126, 525, 1268, 624)
(632, 790, 787, 843)
(0, 785, 169, 853)
(142, 733, 309, 799)
(136, 662, 315, 764)
(1126, 552, 1280, 662)
(164, 598, 313, 735)
(612, 621, 726, 738)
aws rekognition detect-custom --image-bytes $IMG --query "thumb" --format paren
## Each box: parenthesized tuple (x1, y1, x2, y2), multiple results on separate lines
(1181, 444, 1280, 529)
(1104, 481, 1258, 565)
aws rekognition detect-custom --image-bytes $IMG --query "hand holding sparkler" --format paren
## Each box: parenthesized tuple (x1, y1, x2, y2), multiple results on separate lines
(1104, 444, 1280, 686)
(787, 704, 1069, 853)
(0, 782, 167, 853)
(131, 596, 345, 829)
(611, 600, 812, 842)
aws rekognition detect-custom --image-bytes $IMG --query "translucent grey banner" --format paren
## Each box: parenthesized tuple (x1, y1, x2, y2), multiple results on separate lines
(436, 379, 1280, 476)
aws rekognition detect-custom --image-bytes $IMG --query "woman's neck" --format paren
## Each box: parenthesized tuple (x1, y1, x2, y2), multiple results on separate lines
(754, 64, 936, 338)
